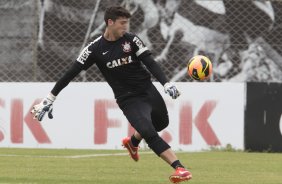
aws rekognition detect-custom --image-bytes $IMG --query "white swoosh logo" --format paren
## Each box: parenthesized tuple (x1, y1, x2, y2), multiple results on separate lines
(127, 143, 136, 154)
(179, 171, 188, 175)
(102, 51, 109, 55)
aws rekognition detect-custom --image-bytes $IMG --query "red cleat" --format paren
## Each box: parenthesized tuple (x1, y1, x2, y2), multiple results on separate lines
(122, 137, 139, 162)
(169, 167, 192, 183)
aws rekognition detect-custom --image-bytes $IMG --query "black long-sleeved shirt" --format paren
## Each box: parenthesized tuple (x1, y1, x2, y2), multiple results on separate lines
(51, 32, 168, 99)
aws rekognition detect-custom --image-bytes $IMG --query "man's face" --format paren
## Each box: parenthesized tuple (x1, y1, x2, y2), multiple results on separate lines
(108, 17, 129, 38)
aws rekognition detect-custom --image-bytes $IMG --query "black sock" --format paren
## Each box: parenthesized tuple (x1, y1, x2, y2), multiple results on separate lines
(131, 135, 141, 147)
(171, 160, 185, 169)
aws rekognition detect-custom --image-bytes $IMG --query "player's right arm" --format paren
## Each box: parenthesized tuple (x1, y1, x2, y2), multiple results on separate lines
(31, 42, 97, 122)
(51, 62, 84, 96)
(31, 62, 84, 122)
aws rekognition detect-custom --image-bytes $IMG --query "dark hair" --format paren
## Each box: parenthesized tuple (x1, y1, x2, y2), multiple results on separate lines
(104, 6, 131, 25)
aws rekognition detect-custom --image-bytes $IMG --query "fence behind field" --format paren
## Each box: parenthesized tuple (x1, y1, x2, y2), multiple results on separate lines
(1, 0, 282, 82)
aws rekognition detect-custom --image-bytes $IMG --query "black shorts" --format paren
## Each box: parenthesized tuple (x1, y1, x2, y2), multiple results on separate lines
(117, 83, 169, 134)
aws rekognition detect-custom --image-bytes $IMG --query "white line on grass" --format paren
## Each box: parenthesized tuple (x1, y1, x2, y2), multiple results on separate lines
(0, 151, 154, 159)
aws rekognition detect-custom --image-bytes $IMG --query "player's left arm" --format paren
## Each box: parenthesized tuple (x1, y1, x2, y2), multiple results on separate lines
(131, 33, 180, 99)
(141, 55, 181, 99)
(141, 54, 168, 85)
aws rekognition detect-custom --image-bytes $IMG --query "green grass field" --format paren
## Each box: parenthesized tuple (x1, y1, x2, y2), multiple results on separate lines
(0, 148, 282, 184)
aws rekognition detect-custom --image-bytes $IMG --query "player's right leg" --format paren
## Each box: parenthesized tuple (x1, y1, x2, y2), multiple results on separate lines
(122, 132, 142, 161)
(117, 97, 149, 162)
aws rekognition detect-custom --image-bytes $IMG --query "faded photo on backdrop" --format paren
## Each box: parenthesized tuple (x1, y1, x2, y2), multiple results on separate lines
(1, 0, 282, 82)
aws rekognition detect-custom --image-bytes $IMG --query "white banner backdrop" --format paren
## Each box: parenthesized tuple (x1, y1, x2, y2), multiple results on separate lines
(0, 82, 244, 151)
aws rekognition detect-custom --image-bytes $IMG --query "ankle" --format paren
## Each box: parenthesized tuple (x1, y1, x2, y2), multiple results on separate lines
(131, 135, 141, 147)
(171, 160, 185, 169)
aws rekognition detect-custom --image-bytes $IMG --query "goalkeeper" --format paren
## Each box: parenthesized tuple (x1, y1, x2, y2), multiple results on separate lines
(31, 6, 192, 183)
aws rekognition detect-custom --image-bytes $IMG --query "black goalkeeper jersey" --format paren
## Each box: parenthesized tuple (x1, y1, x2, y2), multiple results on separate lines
(51, 32, 168, 99)
(76, 32, 154, 99)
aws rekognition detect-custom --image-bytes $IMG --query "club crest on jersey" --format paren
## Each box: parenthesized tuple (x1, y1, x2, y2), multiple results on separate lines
(122, 42, 131, 53)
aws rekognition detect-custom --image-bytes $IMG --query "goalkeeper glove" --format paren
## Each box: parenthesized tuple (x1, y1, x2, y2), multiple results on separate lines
(31, 93, 56, 121)
(164, 82, 181, 99)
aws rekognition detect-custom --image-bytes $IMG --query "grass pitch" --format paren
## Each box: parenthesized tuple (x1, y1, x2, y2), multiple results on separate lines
(0, 148, 282, 184)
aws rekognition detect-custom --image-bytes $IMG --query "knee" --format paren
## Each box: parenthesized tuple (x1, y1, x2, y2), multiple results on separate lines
(154, 115, 169, 132)
(145, 134, 170, 156)
(138, 125, 157, 140)
(155, 122, 168, 132)
(133, 117, 156, 139)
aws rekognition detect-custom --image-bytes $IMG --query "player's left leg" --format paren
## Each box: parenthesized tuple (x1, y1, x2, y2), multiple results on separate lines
(160, 148, 192, 183)
(149, 84, 169, 131)
(148, 85, 192, 183)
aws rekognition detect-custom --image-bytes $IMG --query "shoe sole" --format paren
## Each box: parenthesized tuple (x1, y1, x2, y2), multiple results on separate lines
(169, 175, 192, 183)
